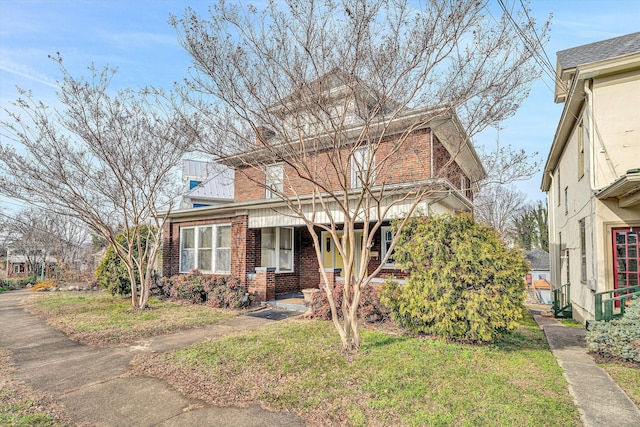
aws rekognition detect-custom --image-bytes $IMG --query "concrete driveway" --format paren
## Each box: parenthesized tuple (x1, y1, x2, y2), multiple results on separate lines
(0, 290, 305, 426)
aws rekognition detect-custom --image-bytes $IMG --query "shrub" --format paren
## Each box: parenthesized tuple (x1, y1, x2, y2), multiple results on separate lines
(95, 226, 155, 296)
(207, 276, 251, 309)
(1, 276, 38, 290)
(167, 270, 211, 304)
(163, 271, 250, 308)
(586, 297, 640, 364)
(30, 280, 58, 292)
(306, 281, 390, 323)
(379, 213, 528, 343)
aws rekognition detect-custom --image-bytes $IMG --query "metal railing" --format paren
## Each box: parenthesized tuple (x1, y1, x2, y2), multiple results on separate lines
(552, 282, 571, 318)
(594, 285, 640, 322)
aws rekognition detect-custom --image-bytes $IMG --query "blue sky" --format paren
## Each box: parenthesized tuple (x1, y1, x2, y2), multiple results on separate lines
(1, 0, 639, 213)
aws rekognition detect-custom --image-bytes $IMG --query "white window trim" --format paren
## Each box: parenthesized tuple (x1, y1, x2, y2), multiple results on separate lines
(351, 147, 375, 189)
(266, 163, 283, 199)
(261, 227, 294, 273)
(381, 226, 396, 268)
(179, 224, 232, 274)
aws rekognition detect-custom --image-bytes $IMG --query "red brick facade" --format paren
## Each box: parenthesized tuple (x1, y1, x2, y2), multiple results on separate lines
(234, 128, 471, 203)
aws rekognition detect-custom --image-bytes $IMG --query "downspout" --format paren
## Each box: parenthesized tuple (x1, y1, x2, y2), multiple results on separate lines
(584, 79, 598, 296)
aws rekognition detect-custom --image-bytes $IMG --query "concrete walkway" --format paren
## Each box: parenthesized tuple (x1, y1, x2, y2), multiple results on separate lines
(0, 290, 305, 427)
(531, 309, 640, 427)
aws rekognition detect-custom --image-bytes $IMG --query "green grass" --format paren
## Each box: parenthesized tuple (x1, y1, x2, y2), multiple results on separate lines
(599, 363, 640, 407)
(140, 310, 581, 426)
(27, 292, 235, 345)
(0, 391, 63, 427)
(557, 318, 585, 328)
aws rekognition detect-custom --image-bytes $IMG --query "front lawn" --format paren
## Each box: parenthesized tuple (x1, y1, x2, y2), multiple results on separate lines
(132, 310, 582, 426)
(26, 292, 235, 346)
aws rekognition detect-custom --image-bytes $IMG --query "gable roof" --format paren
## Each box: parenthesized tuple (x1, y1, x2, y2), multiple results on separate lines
(525, 248, 550, 271)
(557, 32, 640, 70)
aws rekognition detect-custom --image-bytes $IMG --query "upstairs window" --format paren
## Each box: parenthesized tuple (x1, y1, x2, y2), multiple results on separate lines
(579, 218, 586, 282)
(180, 224, 231, 273)
(266, 163, 283, 198)
(351, 147, 374, 189)
(189, 180, 202, 190)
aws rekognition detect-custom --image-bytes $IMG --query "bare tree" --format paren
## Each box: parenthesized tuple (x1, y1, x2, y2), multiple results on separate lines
(3, 208, 62, 277)
(0, 55, 201, 309)
(172, 0, 549, 350)
(474, 183, 527, 238)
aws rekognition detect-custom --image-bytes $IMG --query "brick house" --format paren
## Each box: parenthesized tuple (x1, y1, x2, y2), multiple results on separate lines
(162, 74, 486, 302)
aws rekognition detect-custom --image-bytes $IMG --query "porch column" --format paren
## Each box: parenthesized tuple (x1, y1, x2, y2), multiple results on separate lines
(320, 268, 342, 289)
(255, 267, 276, 302)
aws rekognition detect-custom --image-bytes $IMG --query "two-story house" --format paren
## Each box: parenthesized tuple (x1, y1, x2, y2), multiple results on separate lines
(162, 73, 486, 302)
(541, 32, 640, 323)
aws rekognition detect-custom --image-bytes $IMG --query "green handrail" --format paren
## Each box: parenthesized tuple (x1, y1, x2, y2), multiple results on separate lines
(594, 285, 640, 322)
(552, 282, 571, 317)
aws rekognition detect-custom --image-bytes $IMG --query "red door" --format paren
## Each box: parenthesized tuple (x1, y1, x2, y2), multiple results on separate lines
(612, 227, 640, 306)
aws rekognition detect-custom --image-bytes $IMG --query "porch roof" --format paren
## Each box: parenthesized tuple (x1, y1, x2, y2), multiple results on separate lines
(595, 169, 640, 208)
(166, 178, 473, 228)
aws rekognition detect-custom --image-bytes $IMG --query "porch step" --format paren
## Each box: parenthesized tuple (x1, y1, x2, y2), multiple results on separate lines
(263, 291, 308, 313)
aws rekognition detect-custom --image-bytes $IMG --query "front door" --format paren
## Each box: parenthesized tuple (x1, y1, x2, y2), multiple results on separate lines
(612, 227, 640, 306)
(322, 231, 363, 277)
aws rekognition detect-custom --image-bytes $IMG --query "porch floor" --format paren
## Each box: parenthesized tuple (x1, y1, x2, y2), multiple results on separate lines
(264, 291, 307, 313)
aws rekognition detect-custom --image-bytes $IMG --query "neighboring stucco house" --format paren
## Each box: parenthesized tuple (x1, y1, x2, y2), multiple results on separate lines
(541, 32, 640, 323)
(163, 73, 486, 302)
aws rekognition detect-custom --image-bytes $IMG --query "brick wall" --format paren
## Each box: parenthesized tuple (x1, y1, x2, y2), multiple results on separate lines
(234, 128, 471, 203)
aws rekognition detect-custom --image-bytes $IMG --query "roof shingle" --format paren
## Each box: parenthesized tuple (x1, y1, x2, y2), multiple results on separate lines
(557, 32, 640, 70)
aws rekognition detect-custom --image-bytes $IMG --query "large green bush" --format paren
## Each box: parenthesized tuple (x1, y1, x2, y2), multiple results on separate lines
(586, 297, 640, 364)
(380, 213, 528, 342)
(95, 226, 155, 296)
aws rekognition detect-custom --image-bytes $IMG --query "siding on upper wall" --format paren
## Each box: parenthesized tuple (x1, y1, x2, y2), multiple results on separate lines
(234, 128, 470, 203)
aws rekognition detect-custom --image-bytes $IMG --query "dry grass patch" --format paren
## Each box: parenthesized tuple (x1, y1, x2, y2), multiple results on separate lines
(26, 292, 235, 346)
(132, 310, 581, 426)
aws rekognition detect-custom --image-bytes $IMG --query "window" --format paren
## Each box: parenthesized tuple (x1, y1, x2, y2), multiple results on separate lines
(216, 225, 231, 273)
(381, 227, 395, 267)
(189, 180, 202, 190)
(351, 147, 374, 189)
(180, 224, 231, 273)
(261, 227, 294, 272)
(564, 187, 568, 215)
(13, 264, 23, 274)
(578, 121, 585, 179)
(579, 218, 586, 282)
(266, 163, 283, 198)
